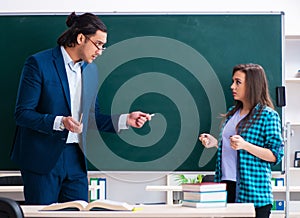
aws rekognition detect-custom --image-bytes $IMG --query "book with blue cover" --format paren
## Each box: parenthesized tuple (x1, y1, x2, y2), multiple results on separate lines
(182, 200, 227, 208)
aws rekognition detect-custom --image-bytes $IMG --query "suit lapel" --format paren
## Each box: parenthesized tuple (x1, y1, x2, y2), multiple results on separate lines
(52, 46, 71, 111)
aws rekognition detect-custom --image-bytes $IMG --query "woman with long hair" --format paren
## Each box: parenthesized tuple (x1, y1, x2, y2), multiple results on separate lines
(199, 63, 284, 218)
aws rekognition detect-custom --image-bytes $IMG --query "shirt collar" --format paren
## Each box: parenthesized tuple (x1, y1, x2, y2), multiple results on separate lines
(60, 46, 84, 71)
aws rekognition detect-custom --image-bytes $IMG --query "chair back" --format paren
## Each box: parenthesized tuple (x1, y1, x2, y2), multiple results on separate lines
(0, 197, 24, 218)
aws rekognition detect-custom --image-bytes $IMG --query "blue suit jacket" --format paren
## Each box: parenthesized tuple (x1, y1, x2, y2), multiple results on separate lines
(11, 46, 118, 174)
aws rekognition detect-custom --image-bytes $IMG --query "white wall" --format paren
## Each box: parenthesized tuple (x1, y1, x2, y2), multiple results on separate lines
(1, 0, 300, 35)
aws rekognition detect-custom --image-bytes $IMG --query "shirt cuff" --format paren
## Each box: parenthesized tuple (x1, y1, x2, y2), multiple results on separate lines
(118, 114, 129, 131)
(54, 116, 64, 131)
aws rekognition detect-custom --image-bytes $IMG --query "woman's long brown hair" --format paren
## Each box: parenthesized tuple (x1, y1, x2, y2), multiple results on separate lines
(224, 63, 274, 133)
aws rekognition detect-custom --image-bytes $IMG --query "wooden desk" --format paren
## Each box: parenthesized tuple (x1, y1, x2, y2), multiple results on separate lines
(22, 203, 255, 218)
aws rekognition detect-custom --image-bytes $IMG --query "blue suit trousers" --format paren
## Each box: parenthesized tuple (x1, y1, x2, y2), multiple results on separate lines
(21, 143, 88, 205)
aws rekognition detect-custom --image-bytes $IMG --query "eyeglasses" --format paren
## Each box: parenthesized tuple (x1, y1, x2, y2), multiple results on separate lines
(85, 35, 106, 51)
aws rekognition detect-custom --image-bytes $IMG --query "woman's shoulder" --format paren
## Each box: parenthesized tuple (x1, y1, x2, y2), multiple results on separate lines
(259, 105, 280, 119)
(262, 105, 278, 113)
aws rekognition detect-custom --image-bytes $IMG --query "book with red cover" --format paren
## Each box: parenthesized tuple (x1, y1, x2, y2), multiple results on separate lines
(182, 182, 226, 192)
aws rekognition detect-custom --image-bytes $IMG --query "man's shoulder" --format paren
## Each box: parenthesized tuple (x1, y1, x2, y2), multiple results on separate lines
(32, 46, 60, 59)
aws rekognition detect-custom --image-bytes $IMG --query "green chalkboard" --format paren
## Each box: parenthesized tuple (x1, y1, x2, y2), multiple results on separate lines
(0, 13, 283, 171)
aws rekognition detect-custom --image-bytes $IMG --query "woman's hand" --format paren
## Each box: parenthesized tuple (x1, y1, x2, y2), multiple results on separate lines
(199, 133, 218, 148)
(229, 135, 246, 150)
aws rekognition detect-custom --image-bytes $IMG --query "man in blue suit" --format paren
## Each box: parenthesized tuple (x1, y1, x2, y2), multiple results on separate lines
(11, 12, 152, 205)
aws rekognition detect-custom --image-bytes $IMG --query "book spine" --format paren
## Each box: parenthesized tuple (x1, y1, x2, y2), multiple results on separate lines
(183, 190, 227, 202)
(182, 200, 227, 208)
(182, 184, 226, 192)
(90, 178, 99, 202)
(98, 178, 107, 200)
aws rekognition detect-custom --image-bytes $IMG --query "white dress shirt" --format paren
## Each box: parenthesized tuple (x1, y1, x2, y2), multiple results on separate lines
(53, 46, 128, 144)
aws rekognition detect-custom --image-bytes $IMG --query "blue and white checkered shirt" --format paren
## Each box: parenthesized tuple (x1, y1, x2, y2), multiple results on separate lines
(214, 104, 284, 208)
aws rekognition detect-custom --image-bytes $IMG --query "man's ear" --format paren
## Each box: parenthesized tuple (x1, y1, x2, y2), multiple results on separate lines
(77, 33, 85, 45)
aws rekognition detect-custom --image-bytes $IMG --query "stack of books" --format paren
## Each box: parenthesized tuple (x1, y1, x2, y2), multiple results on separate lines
(181, 182, 227, 208)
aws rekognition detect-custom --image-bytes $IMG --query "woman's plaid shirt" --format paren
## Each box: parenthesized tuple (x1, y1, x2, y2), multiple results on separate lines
(214, 104, 284, 208)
